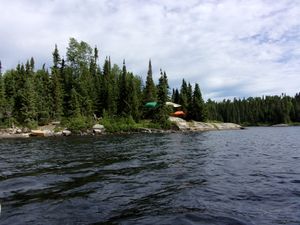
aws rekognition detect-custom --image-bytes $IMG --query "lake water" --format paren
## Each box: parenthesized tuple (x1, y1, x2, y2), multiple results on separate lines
(0, 127, 299, 225)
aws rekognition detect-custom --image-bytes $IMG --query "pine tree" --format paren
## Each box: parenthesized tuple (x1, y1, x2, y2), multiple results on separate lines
(89, 46, 100, 113)
(143, 59, 157, 103)
(191, 83, 207, 121)
(127, 73, 140, 120)
(157, 70, 168, 104)
(186, 82, 193, 119)
(51, 45, 64, 119)
(34, 68, 52, 125)
(154, 70, 170, 128)
(101, 57, 117, 115)
(69, 88, 81, 117)
(179, 79, 188, 112)
(19, 77, 38, 126)
(117, 60, 130, 116)
(173, 88, 180, 103)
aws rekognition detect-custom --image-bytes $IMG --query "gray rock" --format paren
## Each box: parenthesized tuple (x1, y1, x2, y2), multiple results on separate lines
(272, 124, 288, 127)
(93, 129, 102, 134)
(169, 116, 241, 131)
(16, 128, 22, 134)
(54, 131, 63, 136)
(137, 128, 152, 133)
(93, 124, 105, 130)
(7, 128, 15, 134)
(62, 130, 71, 136)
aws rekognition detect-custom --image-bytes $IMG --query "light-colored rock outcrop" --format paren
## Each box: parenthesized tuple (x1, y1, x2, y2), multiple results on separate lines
(62, 130, 72, 136)
(30, 129, 53, 137)
(169, 116, 242, 131)
(92, 124, 105, 134)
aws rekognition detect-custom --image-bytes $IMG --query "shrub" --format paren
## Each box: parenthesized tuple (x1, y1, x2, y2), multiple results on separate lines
(66, 116, 93, 133)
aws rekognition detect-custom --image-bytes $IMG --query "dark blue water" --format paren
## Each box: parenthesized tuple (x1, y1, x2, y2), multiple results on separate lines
(0, 127, 299, 225)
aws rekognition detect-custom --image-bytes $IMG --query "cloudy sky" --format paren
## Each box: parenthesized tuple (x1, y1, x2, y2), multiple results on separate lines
(1, 0, 300, 100)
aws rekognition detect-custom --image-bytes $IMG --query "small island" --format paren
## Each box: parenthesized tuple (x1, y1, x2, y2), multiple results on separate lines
(0, 38, 299, 138)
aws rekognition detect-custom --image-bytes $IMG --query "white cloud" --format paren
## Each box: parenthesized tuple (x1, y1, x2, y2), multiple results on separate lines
(1, 0, 300, 100)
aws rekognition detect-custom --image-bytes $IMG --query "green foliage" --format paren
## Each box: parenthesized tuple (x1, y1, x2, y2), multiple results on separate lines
(101, 111, 138, 133)
(179, 79, 188, 112)
(206, 94, 300, 125)
(191, 83, 207, 121)
(143, 60, 157, 103)
(152, 70, 171, 129)
(1, 37, 299, 130)
(51, 45, 64, 119)
(66, 37, 93, 73)
(65, 116, 93, 133)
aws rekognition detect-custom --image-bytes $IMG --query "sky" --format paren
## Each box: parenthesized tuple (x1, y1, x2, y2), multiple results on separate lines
(1, 0, 300, 101)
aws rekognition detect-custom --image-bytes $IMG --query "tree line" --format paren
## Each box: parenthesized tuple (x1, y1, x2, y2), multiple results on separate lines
(0, 38, 206, 129)
(205, 94, 300, 125)
(1, 37, 298, 128)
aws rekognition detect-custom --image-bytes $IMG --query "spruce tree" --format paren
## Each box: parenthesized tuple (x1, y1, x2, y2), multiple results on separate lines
(34, 68, 52, 125)
(51, 45, 64, 119)
(186, 82, 193, 119)
(69, 88, 81, 117)
(191, 83, 207, 121)
(179, 79, 188, 112)
(19, 77, 38, 127)
(117, 60, 130, 116)
(154, 70, 170, 128)
(127, 73, 140, 121)
(173, 88, 180, 103)
(143, 59, 157, 103)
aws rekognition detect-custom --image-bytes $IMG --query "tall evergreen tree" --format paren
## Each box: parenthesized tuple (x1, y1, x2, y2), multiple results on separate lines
(18, 77, 38, 126)
(191, 83, 207, 121)
(179, 79, 188, 112)
(186, 82, 193, 119)
(34, 68, 52, 125)
(118, 60, 130, 116)
(51, 45, 64, 119)
(154, 70, 170, 128)
(143, 59, 157, 103)
(127, 73, 140, 120)
(173, 88, 180, 103)
(69, 88, 81, 117)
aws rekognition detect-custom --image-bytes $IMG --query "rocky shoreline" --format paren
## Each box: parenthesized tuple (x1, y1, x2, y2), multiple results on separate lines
(168, 117, 242, 131)
(0, 117, 243, 139)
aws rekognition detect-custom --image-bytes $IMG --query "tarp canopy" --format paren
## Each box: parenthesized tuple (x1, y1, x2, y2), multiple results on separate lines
(166, 101, 181, 108)
(145, 102, 158, 108)
(171, 111, 185, 117)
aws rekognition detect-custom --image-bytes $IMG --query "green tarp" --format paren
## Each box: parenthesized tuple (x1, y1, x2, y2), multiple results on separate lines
(145, 102, 158, 108)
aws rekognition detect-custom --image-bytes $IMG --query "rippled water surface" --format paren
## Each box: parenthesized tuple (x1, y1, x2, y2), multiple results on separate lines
(0, 127, 300, 225)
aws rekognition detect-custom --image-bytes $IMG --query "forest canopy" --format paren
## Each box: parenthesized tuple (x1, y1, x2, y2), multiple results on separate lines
(0, 38, 206, 129)
(0, 38, 299, 129)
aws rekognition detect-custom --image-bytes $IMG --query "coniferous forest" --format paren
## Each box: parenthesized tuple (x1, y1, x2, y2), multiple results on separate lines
(0, 38, 206, 131)
(205, 94, 300, 126)
(0, 38, 299, 131)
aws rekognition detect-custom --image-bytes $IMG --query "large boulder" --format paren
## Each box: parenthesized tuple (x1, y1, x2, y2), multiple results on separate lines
(93, 124, 105, 134)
